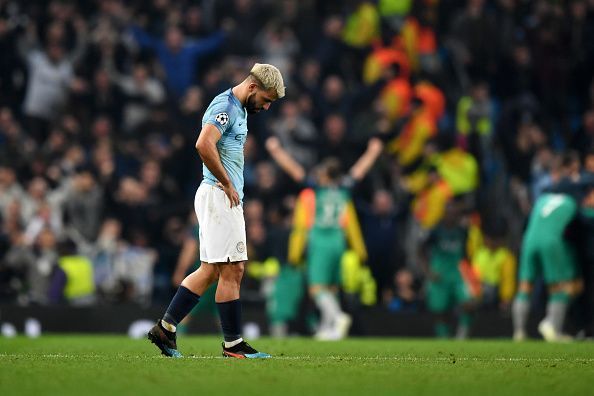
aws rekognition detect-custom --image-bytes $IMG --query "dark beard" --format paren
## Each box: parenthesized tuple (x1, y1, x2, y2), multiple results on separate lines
(245, 95, 259, 114)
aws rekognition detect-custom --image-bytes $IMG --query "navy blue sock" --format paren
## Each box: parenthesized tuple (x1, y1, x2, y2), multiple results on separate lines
(217, 299, 242, 342)
(162, 286, 200, 327)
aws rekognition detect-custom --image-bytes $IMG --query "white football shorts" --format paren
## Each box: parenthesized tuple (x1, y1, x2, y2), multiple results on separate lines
(194, 183, 248, 263)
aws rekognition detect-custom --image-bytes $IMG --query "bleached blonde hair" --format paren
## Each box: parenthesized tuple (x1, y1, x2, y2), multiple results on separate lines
(249, 63, 285, 99)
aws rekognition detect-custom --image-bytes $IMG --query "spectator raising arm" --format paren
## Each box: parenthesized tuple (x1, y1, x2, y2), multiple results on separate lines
(128, 25, 160, 51)
(186, 31, 226, 58)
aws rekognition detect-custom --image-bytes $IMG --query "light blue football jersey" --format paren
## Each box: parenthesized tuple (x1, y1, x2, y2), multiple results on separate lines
(201, 88, 248, 200)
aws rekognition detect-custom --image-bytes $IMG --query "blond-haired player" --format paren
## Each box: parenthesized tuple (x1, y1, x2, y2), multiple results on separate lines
(148, 63, 284, 358)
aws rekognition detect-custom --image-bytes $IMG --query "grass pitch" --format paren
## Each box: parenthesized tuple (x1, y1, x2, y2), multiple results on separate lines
(1, 336, 593, 396)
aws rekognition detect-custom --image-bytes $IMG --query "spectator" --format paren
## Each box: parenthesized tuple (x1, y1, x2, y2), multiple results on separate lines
(92, 218, 123, 300)
(254, 22, 299, 81)
(471, 221, 516, 310)
(270, 99, 317, 169)
(456, 80, 494, 169)
(0, 107, 36, 169)
(128, 23, 226, 98)
(386, 269, 421, 312)
(19, 19, 88, 142)
(316, 75, 350, 124)
(61, 166, 103, 242)
(28, 228, 60, 305)
(360, 189, 400, 300)
(55, 239, 96, 305)
(110, 63, 165, 133)
(0, 165, 25, 219)
(448, 0, 497, 78)
(112, 229, 157, 305)
(77, 68, 124, 128)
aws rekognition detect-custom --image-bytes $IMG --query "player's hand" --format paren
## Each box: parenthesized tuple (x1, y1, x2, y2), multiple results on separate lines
(265, 136, 281, 153)
(217, 182, 240, 207)
(367, 137, 384, 153)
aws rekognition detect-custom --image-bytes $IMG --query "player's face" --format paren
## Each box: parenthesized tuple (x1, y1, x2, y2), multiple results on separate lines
(246, 86, 277, 114)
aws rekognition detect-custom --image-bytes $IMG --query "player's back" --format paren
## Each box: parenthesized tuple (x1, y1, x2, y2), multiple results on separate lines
(312, 186, 350, 232)
(525, 193, 577, 242)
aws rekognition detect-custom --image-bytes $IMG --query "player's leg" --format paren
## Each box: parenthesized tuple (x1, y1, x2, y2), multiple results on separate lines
(538, 240, 579, 341)
(148, 184, 225, 356)
(309, 284, 348, 340)
(307, 241, 335, 337)
(331, 246, 351, 339)
(308, 238, 348, 340)
(178, 278, 218, 334)
(163, 263, 220, 329)
(310, 284, 335, 337)
(427, 280, 451, 338)
(215, 261, 243, 344)
(455, 278, 475, 340)
(268, 264, 305, 338)
(538, 282, 572, 341)
(512, 242, 538, 340)
(512, 281, 532, 341)
(148, 263, 219, 357)
(216, 261, 270, 358)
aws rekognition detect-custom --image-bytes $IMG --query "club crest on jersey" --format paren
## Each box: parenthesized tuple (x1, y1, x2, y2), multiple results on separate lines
(236, 241, 245, 253)
(215, 112, 229, 126)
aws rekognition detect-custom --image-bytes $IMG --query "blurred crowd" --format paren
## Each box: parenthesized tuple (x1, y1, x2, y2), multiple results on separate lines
(1, 0, 594, 336)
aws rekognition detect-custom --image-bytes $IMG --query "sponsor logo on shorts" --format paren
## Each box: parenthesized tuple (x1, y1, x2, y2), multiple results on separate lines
(236, 241, 245, 253)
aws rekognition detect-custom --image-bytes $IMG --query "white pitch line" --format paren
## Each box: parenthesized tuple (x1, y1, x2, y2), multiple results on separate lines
(1, 354, 593, 363)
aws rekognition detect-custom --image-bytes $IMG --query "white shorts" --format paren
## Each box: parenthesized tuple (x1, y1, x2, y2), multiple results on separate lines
(194, 183, 248, 263)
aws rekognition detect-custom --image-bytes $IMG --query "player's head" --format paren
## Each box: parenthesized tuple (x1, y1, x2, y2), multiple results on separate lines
(245, 63, 285, 114)
(442, 198, 464, 227)
(316, 157, 342, 185)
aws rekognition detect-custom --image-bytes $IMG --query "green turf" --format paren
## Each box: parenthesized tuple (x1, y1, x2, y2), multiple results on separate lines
(1, 336, 593, 396)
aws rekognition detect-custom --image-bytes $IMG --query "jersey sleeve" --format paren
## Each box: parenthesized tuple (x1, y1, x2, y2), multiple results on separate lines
(203, 100, 234, 135)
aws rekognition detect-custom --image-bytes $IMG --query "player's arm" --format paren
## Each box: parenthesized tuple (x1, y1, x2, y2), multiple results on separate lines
(348, 137, 384, 182)
(196, 124, 239, 207)
(265, 136, 306, 183)
(172, 235, 198, 286)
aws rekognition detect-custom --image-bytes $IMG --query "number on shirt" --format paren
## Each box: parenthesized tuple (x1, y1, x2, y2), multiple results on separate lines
(540, 195, 565, 218)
